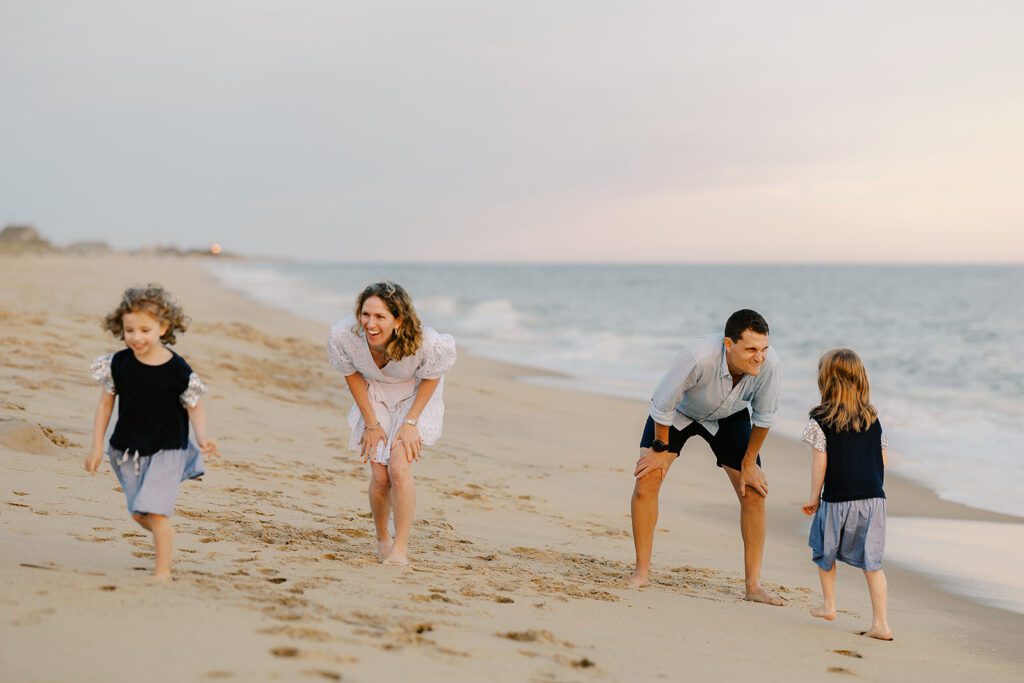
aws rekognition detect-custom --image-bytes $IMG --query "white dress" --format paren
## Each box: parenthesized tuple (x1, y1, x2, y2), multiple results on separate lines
(327, 316, 456, 465)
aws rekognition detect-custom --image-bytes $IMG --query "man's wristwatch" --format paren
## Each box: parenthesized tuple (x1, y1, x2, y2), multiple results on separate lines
(651, 439, 669, 453)
(404, 418, 418, 426)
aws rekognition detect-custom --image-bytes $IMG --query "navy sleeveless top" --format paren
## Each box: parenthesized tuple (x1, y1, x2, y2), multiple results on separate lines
(109, 349, 193, 456)
(814, 416, 886, 503)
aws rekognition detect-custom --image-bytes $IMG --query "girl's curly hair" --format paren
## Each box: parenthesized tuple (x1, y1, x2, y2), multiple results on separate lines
(351, 281, 423, 360)
(104, 284, 190, 345)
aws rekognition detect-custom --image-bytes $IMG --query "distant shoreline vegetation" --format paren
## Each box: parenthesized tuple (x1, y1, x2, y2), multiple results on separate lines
(0, 225, 235, 259)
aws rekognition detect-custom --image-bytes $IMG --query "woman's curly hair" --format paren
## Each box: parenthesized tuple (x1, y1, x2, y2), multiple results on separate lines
(351, 281, 423, 360)
(104, 284, 190, 345)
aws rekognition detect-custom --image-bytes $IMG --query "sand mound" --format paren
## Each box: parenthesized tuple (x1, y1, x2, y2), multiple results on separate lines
(0, 419, 63, 455)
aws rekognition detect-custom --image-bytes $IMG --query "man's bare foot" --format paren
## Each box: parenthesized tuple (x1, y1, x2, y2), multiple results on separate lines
(860, 627, 893, 641)
(377, 538, 393, 563)
(627, 570, 650, 589)
(744, 586, 785, 606)
(382, 550, 409, 566)
(810, 605, 836, 620)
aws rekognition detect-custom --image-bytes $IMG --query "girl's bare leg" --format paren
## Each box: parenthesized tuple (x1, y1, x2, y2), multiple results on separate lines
(132, 513, 173, 580)
(862, 569, 893, 640)
(368, 463, 392, 560)
(383, 456, 415, 565)
(810, 564, 837, 620)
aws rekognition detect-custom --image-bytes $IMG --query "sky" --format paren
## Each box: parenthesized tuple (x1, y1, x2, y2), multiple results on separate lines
(2, 1, 1022, 263)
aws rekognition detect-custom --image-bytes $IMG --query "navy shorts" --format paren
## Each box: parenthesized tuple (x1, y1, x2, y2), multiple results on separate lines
(639, 408, 760, 471)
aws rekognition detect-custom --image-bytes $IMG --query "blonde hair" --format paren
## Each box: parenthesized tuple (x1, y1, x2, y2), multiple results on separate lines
(352, 281, 423, 360)
(811, 348, 878, 432)
(104, 284, 189, 346)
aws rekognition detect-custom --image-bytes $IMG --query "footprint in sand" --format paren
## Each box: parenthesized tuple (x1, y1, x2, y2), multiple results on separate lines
(827, 667, 856, 674)
(833, 649, 863, 658)
(270, 646, 300, 658)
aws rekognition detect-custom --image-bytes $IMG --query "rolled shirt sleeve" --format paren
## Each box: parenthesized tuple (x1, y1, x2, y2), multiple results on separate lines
(749, 361, 780, 429)
(649, 350, 699, 426)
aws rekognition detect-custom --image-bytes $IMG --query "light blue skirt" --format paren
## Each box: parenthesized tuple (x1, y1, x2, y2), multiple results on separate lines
(809, 497, 886, 571)
(108, 444, 205, 517)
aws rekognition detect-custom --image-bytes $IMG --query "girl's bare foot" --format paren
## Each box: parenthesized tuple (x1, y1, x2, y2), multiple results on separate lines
(810, 606, 836, 620)
(627, 570, 650, 588)
(861, 627, 893, 641)
(382, 550, 409, 566)
(377, 538, 393, 562)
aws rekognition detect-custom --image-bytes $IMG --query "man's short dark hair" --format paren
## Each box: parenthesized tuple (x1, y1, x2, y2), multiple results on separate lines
(724, 309, 769, 342)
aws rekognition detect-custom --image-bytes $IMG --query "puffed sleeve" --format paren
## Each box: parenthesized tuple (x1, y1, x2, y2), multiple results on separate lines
(180, 372, 208, 408)
(90, 353, 116, 395)
(415, 329, 457, 380)
(800, 418, 827, 452)
(327, 319, 357, 376)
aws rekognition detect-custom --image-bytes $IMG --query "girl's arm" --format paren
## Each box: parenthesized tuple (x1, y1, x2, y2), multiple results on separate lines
(85, 390, 116, 474)
(344, 373, 386, 463)
(802, 449, 827, 515)
(393, 378, 440, 463)
(187, 401, 220, 457)
(882, 448, 888, 467)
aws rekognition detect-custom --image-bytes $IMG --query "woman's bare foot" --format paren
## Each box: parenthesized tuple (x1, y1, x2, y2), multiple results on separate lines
(627, 570, 650, 588)
(382, 550, 409, 566)
(147, 572, 172, 584)
(861, 627, 893, 641)
(810, 605, 836, 620)
(377, 538, 393, 563)
(744, 586, 785, 606)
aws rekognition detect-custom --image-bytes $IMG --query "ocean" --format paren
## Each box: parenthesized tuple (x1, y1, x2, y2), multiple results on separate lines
(209, 261, 1024, 519)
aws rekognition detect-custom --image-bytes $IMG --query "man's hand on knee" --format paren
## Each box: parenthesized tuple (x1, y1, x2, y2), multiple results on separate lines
(738, 462, 768, 497)
(635, 450, 675, 479)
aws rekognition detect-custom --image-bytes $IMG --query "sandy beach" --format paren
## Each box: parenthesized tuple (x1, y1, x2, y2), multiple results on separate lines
(1, 254, 1022, 682)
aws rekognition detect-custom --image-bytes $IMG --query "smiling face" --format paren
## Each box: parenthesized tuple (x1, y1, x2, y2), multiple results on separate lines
(724, 329, 770, 378)
(122, 309, 169, 359)
(360, 296, 400, 349)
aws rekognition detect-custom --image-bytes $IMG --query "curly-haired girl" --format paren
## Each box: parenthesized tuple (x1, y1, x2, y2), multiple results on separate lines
(327, 281, 456, 566)
(86, 284, 219, 581)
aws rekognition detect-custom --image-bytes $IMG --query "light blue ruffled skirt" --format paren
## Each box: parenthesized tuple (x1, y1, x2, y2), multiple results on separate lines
(809, 497, 886, 571)
(108, 444, 205, 517)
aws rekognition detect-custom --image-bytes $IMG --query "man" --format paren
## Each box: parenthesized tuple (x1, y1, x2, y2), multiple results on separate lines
(629, 309, 783, 605)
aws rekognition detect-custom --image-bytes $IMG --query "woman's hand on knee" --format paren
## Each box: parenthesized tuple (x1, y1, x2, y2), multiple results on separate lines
(360, 423, 386, 463)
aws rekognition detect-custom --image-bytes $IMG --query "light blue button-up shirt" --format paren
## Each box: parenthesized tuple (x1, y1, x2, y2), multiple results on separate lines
(649, 335, 781, 435)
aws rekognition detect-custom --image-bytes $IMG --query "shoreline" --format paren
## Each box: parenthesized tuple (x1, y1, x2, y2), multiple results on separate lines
(1, 253, 1021, 681)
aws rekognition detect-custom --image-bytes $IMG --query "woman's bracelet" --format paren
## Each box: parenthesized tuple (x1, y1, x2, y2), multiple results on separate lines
(364, 422, 382, 431)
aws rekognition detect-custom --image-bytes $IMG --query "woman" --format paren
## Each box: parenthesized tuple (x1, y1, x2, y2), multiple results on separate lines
(327, 281, 456, 565)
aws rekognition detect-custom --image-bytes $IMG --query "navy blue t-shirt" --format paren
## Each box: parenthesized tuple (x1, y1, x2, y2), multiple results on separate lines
(108, 349, 194, 456)
(813, 416, 886, 503)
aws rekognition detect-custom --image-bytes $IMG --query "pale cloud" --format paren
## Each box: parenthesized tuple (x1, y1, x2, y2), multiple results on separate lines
(1, 1, 1022, 262)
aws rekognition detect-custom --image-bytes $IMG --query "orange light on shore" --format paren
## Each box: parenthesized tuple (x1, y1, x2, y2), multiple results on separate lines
(210, 243, 222, 255)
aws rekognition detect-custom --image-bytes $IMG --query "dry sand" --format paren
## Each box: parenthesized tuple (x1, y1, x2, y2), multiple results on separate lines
(1, 254, 1022, 682)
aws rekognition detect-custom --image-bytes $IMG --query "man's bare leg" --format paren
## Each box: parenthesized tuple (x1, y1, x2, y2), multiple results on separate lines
(629, 468, 664, 588)
(725, 467, 784, 605)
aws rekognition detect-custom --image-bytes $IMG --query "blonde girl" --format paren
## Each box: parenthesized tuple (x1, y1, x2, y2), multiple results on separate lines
(86, 285, 218, 580)
(328, 281, 456, 566)
(801, 348, 892, 640)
